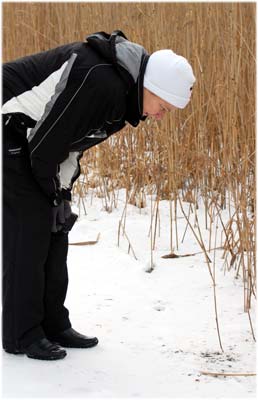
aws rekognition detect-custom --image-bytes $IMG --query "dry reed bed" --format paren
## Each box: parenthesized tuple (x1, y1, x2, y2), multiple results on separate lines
(3, 3, 256, 325)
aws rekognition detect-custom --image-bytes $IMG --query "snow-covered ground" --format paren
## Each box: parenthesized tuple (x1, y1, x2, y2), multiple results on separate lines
(2, 189, 256, 398)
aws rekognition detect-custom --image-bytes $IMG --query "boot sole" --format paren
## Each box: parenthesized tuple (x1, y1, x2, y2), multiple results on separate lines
(52, 340, 99, 349)
(26, 352, 67, 361)
(4, 347, 67, 360)
(4, 348, 23, 355)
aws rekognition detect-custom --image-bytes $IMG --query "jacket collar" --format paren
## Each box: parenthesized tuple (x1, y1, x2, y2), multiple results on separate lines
(125, 54, 149, 127)
(86, 30, 149, 127)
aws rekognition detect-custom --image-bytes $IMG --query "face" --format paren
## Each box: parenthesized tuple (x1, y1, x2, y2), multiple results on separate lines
(143, 88, 176, 120)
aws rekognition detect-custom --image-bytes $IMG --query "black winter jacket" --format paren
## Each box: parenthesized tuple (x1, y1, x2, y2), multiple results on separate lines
(2, 30, 149, 205)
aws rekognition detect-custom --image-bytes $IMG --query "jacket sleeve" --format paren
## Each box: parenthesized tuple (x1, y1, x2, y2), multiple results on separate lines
(28, 64, 122, 206)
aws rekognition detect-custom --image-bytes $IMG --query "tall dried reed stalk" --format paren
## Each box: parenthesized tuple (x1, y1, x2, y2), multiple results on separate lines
(3, 3, 256, 319)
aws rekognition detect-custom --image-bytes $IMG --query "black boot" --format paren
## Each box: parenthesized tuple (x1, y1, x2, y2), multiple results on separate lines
(4, 338, 67, 361)
(48, 328, 99, 348)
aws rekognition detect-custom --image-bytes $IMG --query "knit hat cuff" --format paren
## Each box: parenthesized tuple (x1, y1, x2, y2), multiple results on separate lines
(144, 76, 190, 109)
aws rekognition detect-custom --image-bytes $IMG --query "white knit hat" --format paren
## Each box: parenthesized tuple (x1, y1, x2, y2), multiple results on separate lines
(143, 49, 196, 109)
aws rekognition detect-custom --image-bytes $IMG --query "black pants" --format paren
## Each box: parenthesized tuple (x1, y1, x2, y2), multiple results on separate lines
(2, 117, 71, 351)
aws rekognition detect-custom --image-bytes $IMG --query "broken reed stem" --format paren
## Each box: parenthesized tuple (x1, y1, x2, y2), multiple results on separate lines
(208, 202, 213, 252)
(215, 203, 235, 259)
(169, 197, 173, 252)
(181, 202, 192, 244)
(178, 196, 214, 281)
(200, 371, 256, 377)
(117, 220, 138, 260)
(69, 233, 100, 246)
(247, 310, 256, 342)
(150, 195, 154, 269)
(195, 208, 224, 353)
(213, 214, 219, 270)
(152, 196, 160, 250)
(162, 246, 224, 259)
(179, 195, 224, 352)
(174, 195, 179, 250)
(212, 214, 224, 353)
(120, 193, 129, 234)
(117, 220, 121, 248)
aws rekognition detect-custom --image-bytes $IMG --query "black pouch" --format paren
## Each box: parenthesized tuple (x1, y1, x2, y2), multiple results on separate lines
(60, 213, 78, 233)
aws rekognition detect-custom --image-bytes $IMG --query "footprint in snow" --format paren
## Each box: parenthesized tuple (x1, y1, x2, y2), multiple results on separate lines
(153, 300, 166, 311)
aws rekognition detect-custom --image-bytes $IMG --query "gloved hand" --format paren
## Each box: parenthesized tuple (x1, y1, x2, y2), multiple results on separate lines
(51, 200, 72, 233)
